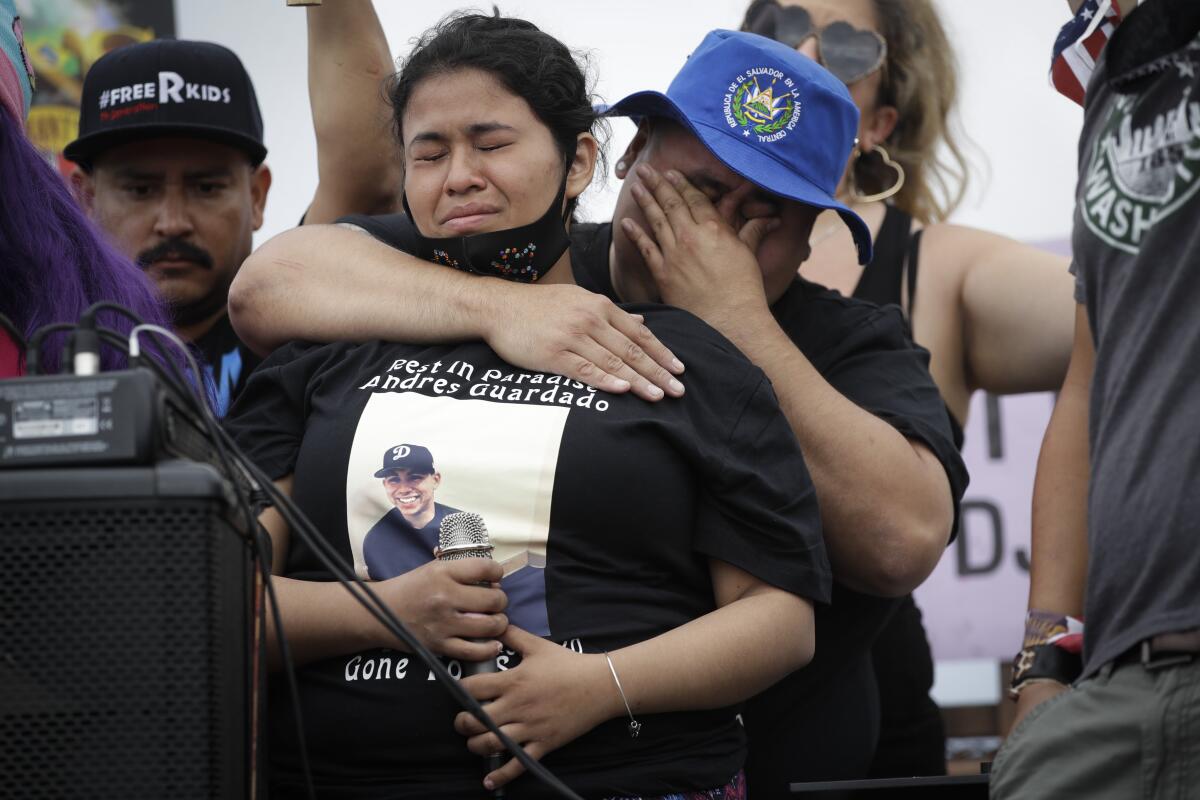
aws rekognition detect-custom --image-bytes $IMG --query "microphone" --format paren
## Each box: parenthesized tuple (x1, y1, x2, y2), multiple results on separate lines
(437, 512, 504, 795)
(437, 512, 498, 682)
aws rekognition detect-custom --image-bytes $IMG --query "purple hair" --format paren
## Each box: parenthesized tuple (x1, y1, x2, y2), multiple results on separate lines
(0, 110, 195, 383)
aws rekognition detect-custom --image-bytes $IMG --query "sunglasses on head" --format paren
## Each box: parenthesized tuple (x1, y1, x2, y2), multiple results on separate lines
(745, 1, 887, 86)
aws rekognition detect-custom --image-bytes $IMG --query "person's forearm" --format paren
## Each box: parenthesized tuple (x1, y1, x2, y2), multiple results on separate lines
(719, 311, 953, 597)
(265, 575, 389, 670)
(608, 587, 814, 716)
(456, 577, 813, 789)
(1027, 387, 1088, 617)
(1026, 309, 1093, 618)
(1010, 308, 1091, 725)
(231, 224, 689, 401)
(229, 224, 502, 355)
(304, 0, 402, 224)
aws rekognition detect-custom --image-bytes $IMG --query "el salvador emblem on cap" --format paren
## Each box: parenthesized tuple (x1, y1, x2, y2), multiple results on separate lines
(724, 67, 802, 143)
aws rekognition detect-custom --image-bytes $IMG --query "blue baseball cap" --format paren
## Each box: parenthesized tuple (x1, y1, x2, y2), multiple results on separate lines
(602, 29, 872, 264)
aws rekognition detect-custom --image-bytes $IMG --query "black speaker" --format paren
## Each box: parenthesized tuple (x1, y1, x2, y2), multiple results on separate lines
(0, 460, 257, 799)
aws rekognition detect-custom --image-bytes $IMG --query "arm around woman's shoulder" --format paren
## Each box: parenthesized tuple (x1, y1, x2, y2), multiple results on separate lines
(229, 224, 687, 401)
(229, 224, 494, 355)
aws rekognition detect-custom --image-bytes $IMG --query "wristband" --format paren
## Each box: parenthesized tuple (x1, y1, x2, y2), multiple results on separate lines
(1008, 643, 1082, 700)
(1023, 609, 1085, 653)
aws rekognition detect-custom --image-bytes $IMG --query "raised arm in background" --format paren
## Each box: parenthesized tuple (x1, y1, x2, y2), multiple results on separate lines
(302, 0, 402, 225)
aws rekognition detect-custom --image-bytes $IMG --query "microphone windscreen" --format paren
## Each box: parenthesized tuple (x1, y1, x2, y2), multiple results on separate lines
(437, 512, 493, 561)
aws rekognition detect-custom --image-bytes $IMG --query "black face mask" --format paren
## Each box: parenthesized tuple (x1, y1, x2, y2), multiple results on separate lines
(403, 174, 571, 284)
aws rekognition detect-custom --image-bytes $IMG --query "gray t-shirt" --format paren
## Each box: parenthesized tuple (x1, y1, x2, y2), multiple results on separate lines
(1071, 7, 1200, 677)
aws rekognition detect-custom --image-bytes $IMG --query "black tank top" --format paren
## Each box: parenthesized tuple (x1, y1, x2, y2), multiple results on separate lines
(850, 206, 964, 449)
(852, 205, 923, 314)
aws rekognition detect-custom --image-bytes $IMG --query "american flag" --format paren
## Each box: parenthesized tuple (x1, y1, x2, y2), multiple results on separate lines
(1050, 0, 1124, 106)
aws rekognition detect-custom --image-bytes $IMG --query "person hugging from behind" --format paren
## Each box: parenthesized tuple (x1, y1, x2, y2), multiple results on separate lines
(225, 13, 832, 798)
(740, 0, 1078, 780)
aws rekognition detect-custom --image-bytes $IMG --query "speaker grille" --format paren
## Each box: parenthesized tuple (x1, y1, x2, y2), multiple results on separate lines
(0, 496, 249, 799)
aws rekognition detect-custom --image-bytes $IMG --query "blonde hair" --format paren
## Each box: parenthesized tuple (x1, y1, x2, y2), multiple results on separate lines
(741, 0, 971, 223)
(862, 0, 969, 223)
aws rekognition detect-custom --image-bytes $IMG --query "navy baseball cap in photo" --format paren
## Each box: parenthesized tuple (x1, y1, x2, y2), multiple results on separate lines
(374, 444, 436, 478)
(602, 29, 872, 264)
(64, 39, 266, 167)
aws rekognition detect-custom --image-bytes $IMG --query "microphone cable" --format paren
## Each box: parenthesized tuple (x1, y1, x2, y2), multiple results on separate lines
(23, 322, 76, 375)
(22, 314, 316, 798)
(112, 315, 583, 800)
(130, 323, 318, 800)
(26, 309, 586, 800)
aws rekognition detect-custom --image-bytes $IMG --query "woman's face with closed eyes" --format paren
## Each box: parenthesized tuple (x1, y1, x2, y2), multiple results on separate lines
(401, 68, 581, 239)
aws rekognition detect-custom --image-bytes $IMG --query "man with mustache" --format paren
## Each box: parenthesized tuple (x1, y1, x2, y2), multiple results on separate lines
(65, 4, 404, 414)
(64, 40, 270, 415)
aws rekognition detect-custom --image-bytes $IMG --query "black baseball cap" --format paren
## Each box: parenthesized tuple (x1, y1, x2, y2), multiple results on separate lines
(64, 39, 266, 168)
(374, 444, 436, 478)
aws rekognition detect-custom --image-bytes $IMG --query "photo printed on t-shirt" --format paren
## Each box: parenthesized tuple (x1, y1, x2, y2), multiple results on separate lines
(345, 391, 569, 636)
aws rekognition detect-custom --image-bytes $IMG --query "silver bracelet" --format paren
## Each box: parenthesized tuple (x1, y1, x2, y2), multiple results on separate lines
(603, 651, 642, 738)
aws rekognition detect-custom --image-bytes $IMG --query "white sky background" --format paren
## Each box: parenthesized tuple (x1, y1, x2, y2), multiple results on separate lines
(177, 0, 1085, 247)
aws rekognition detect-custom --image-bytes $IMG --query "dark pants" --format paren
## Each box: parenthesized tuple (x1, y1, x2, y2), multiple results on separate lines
(868, 594, 946, 777)
(743, 654, 881, 798)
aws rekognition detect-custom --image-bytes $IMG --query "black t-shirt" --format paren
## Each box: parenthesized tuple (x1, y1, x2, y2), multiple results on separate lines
(225, 307, 829, 798)
(566, 226, 966, 657)
(194, 312, 261, 417)
(339, 215, 968, 791)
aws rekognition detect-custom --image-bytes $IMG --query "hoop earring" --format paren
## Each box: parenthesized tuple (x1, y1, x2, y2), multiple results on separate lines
(849, 144, 905, 204)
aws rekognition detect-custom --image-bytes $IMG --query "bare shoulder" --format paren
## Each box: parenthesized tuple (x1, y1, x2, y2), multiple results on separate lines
(914, 222, 1068, 299)
(920, 222, 1066, 264)
(912, 222, 1074, 403)
(918, 222, 1019, 269)
(903, 222, 994, 312)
